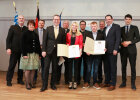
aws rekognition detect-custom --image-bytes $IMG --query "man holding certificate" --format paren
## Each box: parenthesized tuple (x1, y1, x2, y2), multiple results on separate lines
(66, 22, 83, 89)
(83, 22, 104, 89)
(40, 15, 65, 92)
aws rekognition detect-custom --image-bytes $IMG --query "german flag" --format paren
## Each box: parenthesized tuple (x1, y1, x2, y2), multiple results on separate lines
(35, 7, 40, 29)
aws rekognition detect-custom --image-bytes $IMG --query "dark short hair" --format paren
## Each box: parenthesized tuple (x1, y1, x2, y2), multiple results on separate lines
(27, 20, 35, 26)
(125, 14, 132, 19)
(39, 19, 45, 23)
(53, 14, 60, 19)
(105, 14, 113, 19)
(80, 20, 86, 25)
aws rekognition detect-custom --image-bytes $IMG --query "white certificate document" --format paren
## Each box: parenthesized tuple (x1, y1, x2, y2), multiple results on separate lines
(68, 45, 80, 58)
(57, 44, 80, 58)
(93, 41, 105, 54)
(84, 37, 105, 55)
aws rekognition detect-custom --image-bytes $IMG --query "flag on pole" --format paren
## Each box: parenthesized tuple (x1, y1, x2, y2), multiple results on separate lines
(59, 8, 64, 27)
(13, 1, 18, 25)
(35, 0, 40, 29)
(14, 11, 18, 25)
(59, 13, 62, 27)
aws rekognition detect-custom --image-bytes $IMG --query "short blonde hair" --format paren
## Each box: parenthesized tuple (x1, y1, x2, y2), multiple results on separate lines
(69, 22, 81, 36)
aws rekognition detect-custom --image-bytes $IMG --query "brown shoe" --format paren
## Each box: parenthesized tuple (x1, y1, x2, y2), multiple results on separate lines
(107, 86, 116, 91)
(83, 82, 89, 89)
(93, 83, 101, 90)
(101, 84, 110, 88)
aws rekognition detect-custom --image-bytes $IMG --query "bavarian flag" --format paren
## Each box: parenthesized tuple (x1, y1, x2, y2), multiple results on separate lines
(14, 11, 18, 25)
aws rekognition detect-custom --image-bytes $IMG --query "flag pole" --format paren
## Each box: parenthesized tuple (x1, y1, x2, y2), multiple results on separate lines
(35, 0, 40, 29)
(13, 1, 18, 25)
(59, 8, 64, 27)
(13, 1, 16, 13)
(37, 0, 39, 9)
(60, 8, 64, 15)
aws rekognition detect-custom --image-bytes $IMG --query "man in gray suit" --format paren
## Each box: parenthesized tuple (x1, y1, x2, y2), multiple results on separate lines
(34, 19, 46, 83)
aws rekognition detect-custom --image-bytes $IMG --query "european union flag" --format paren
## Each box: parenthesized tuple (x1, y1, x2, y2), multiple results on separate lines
(59, 13, 62, 27)
(14, 11, 18, 25)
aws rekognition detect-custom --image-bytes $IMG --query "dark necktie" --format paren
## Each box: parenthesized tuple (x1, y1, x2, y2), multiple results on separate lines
(126, 26, 129, 34)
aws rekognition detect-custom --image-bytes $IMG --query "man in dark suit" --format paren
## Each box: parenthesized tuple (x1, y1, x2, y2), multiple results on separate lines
(40, 15, 65, 92)
(119, 14, 140, 90)
(78, 20, 90, 85)
(6, 15, 27, 86)
(97, 20, 105, 84)
(83, 22, 104, 89)
(56, 20, 70, 85)
(102, 15, 121, 91)
(34, 19, 46, 83)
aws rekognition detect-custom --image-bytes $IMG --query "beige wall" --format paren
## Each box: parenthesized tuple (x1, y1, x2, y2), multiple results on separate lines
(0, 0, 140, 76)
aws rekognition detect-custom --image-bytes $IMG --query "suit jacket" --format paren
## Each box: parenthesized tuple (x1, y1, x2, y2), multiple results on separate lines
(80, 30, 91, 43)
(6, 24, 28, 52)
(64, 28, 70, 34)
(34, 28, 47, 45)
(84, 31, 104, 57)
(120, 25, 140, 54)
(66, 32, 83, 49)
(103, 23, 121, 53)
(42, 26, 66, 54)
(84, 31, 104, 42)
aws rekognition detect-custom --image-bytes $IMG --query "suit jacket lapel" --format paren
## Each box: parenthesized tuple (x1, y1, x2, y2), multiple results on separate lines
(106, 24, 113, 38)
(96, 32, 100, 40)
(90, 32, 94, 40)
(128, 25, 132, 36)
(104, 27, 107, 38)
(56, 27, 61, 40)
(51, 26, 55, 40)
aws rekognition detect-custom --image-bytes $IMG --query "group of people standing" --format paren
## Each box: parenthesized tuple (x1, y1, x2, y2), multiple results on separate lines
(6, 14, 140, 92)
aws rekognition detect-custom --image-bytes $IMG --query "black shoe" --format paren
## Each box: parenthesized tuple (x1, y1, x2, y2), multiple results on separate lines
(119, 83, 126, 88)
(17, 81, 24, 85)
(7, 81, 12, 86)
(40, 87, 47, 92)
(26, 87, 31, 90)
(26, 83, 31, 90)
(51, 85, 57, 90)
(30, 83, 36, 88)
(131, 85, 136, 91)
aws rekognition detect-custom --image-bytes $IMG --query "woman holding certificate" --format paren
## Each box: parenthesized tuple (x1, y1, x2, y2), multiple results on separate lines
(66, 22, 83, 89)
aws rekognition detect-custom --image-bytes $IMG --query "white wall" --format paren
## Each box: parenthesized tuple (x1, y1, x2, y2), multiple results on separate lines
(0, 0, 140, 17)
(0, 0, 140, 76)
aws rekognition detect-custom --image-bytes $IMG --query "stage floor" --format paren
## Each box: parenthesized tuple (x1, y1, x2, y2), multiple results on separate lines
(0, 71, 140, 100)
